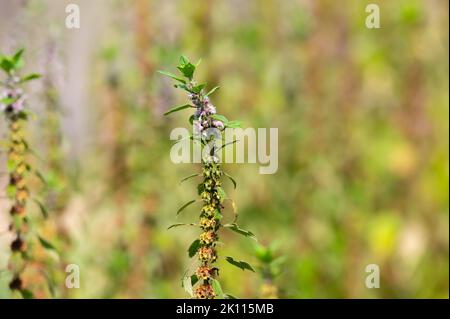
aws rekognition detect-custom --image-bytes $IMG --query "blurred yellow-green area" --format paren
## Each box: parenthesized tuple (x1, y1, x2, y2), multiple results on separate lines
(0, 0, 448, 298)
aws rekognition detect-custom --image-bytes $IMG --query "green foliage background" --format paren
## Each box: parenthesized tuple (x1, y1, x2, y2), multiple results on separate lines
(0, 0, 448, 298)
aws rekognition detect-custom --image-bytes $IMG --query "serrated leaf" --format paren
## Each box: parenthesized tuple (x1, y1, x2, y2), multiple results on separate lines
(176, 199, 196, 215)
(188, 239, 201, 258)
(157, 70, 186, 83)
(225, 256, 255, 272)
(163, 103, 194, 116)
(206, 86, 220, 96)
(223, 223, 256, 240)
(211, 278, 224, 298)
(177, 62, 195, 79)
(179, 173, 200, 184)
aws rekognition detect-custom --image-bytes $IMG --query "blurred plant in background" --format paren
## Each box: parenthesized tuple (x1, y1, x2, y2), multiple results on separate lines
(254, 242, 285, 299)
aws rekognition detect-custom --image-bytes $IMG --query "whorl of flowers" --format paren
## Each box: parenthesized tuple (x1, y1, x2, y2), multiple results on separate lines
(0, 49, 47, 298)
(160, 56, 256, 299)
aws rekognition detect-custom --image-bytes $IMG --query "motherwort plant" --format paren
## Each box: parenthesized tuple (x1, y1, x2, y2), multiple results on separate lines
(160, 56, 256, 299)
(1, 49, 51, 298)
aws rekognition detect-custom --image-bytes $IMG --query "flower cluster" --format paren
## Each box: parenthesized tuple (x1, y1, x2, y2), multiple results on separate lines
(190, 94, 224, 137)
(194, 284, 215, 299)
(0, 89, 27, 115)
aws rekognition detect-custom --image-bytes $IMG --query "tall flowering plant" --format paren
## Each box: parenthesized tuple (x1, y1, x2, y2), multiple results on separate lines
(1, 49, 52, 298)
(160, 56, 256, 299)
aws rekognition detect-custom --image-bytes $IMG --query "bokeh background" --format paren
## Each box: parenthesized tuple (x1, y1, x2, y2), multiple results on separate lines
(0, 0, 448, 298)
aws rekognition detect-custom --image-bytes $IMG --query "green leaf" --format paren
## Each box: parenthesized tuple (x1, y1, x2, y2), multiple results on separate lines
(191, 83, 206, 94)
(33, 198, 49, 219)
(225, 256, 255, 272)
(211, 278, 224, 298)
(224, 293, 238, 299)
(33, 170, 47, 185)
(217, 187, 226, 203)
(157, 70, 186, 83)
(37, 235, 57, 252)
(176, 199, 196, 215)
(20, 289, 34, 299)
(163, 103, 194, 116)
(179, 55, 189, 65)
(167, 223, 196, 230)
(43, 271, 56, 298)
(223, 223, 256, 240)
(188, 239, 201, 258)
(197, 183, 205, 195)
(0, 97, 16, 104)
(177, 62, 195, 79)
(0, 57, 14, 73)
(225, 120, 242, 128)
(12, 49, 24, 66)
(206, 86, 220, 96)
(211, 114, 229, 123)
(223, 172, 237, 189)
(6, 159, 16, 172)
(20, 73, 41, 83)
(179, 173, 200, 184)
(6, 184, 16, 198)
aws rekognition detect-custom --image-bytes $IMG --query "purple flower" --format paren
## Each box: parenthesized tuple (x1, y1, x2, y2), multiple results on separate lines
(212, 120, 224, 130)
(1, 89, 26, 114)
(204, 102, 216, 115)
(193, 120, 203, 135)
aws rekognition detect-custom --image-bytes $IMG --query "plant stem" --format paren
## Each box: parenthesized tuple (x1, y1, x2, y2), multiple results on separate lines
(6, 109, 30, 297)
(188, 85, 223, 299)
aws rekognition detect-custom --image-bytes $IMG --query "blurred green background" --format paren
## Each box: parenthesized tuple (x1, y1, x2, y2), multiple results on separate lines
(0, 0, 448, 298)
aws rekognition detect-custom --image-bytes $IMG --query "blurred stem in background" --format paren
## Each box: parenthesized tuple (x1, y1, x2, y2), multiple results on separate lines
(254, 242, 285, 299)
